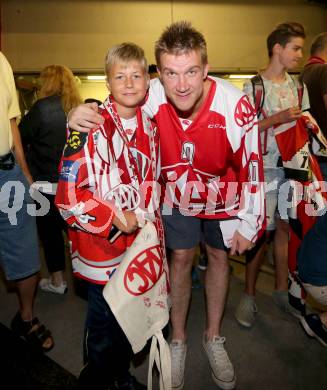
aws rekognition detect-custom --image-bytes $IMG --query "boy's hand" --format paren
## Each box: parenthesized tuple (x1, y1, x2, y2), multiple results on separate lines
(113, 210, 139, 234)
(68, 103, 104, 132)
(230, 230, 253, 256)
(275, 107, 302, 125)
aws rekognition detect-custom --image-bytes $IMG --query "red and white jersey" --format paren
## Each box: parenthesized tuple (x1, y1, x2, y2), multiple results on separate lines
(143, 77, 265, 242)
(275, 111, 327, 181)
(55, 98, 160, 284)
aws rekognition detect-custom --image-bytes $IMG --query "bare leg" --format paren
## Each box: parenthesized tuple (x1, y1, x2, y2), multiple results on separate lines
(170, 247, 196, 341)
(204, 245, 229, 338)
(244, 242, 267, 296)
(15, 272, 53, 350)
(16, 273, 38, 321)
(274, 218, 289, 291)
(51, 270, 65, 286)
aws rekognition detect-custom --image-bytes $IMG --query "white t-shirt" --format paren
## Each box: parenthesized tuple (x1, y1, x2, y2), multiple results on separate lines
(243, 73, 310, 169)
(121, 116, 137, 142)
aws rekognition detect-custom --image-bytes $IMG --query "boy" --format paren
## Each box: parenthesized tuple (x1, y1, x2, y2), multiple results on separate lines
(55, 43, 160, 390)
(235, 22, 310, 327)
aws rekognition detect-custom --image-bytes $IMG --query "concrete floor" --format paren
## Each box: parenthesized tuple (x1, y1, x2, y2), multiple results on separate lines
(1, 247, 327, 389)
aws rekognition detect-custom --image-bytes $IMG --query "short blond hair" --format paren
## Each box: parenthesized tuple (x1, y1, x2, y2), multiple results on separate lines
(155, 21, 208, 68)
(105, 42, 148, 76)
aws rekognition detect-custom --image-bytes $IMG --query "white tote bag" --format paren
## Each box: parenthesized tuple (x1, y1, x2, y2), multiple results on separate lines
(103, 221, 171, 390)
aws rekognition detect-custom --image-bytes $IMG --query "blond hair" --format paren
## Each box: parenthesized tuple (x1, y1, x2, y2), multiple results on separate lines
(105, 42, 148, 76)
(38, 65, 82, 114)
(155, 21, 208, 68)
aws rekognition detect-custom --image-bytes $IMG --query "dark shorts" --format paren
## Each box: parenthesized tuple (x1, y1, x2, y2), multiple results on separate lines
(0, 164, 40, 280)
(162, 207, 227, 251)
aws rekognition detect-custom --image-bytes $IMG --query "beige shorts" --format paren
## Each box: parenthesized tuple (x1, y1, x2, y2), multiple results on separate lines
(302, 283, 327, 306)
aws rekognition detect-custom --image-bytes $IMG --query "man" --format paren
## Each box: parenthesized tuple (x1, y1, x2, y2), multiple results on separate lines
(236, 22, 308, 327)
(0, 51, 54, 352)
(297, 212, 327, 348)
(300, 32, 327, 180)
(68, 22, 264, 390)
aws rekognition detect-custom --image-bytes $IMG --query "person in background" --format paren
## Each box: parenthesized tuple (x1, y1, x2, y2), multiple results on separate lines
(19, 65, 82, 294)
(0, 51, 54, 352)
(148, 63, 159, 79)
(300, 32, 327, 181)
(197, 241, 209, 271)
(235, 22, 308, 327)
(297, 212, 327, 348)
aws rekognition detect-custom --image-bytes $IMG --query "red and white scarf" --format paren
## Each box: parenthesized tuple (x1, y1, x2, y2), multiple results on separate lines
(102, 96, 171, 389)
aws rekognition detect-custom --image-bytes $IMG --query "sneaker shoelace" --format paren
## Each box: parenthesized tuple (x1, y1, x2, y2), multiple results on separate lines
(207, 337, 232, 374)
(242, 298, 257, 313)
(171, 342, 186, 375)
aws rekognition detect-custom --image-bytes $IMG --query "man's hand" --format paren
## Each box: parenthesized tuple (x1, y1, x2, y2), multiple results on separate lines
(113, 210, 139, 234)
(275, 106, 302, 125)
(68, 103, 104, 132)
(230, 230, 254, 256)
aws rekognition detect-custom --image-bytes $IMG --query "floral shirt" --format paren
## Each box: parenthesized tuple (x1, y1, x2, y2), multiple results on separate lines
(243, 73, 310, 169)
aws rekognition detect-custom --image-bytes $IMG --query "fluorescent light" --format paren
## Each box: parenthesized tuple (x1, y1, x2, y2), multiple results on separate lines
(229, 74, 255, 79)
(87, 75, 106, 80)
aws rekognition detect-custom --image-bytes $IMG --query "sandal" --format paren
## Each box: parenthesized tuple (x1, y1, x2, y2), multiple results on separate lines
(11, 311, 54, 352)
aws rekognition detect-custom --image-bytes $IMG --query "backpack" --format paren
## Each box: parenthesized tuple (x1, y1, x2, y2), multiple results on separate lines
(250, 74, 304, 119)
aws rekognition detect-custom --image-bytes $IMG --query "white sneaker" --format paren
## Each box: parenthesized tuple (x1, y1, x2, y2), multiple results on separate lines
(203, 336, 236, 390)
(39, 278, 68, 295)
(197, 254, 208, 271)
(170, 340, 187, 390)
(235, 293, 257, 327)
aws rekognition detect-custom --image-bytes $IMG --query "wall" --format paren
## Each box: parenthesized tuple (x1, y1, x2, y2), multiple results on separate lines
(2, 0, 327, 73)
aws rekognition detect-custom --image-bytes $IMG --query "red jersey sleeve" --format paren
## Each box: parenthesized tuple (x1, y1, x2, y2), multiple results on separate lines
(55, 129, 115, 238)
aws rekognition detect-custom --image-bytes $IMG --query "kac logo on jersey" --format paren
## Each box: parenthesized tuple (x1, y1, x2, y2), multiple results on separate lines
(104, 184, 140, 210)
(234, 95, 255, 127)
(124, 245, 163, 296)
(181, 142, 195, 164)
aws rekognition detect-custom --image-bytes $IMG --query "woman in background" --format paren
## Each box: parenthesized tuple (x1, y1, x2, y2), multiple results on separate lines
(19, 65, 82, 294)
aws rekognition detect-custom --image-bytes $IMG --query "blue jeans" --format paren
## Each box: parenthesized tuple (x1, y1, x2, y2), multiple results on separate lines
(0, 164, 40, 280)
(78, 283, 133, 390)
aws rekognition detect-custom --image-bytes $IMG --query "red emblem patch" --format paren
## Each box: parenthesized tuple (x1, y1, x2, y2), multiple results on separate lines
(124, 245, 163, 296)
(234, 95, 255, 127)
